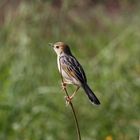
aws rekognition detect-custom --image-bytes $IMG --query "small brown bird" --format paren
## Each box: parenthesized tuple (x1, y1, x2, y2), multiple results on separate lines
(51, 42, 100, 105)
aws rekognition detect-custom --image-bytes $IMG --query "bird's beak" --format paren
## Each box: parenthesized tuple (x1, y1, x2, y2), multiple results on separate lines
(48, 43, 53, 48)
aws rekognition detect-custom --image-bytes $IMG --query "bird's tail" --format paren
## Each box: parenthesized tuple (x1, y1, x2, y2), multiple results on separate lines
(82, 84, 100, 105)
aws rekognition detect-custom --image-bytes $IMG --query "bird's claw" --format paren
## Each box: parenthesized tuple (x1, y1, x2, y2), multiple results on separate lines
(65, 96, 73, 106)
(61, 82, 67, 90)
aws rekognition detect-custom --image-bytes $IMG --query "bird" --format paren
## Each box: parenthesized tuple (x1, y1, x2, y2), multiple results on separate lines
(50, 42, 100, 105)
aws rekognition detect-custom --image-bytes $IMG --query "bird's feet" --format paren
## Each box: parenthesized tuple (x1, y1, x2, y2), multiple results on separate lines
(61, 82, 67, 90)
(65, 96, 73, 106)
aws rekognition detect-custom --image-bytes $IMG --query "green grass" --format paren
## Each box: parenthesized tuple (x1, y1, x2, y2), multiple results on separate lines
(0, 1, 140, 140)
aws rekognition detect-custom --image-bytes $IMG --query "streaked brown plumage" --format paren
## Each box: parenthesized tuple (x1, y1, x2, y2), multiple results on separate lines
(51, 42, 100, 105)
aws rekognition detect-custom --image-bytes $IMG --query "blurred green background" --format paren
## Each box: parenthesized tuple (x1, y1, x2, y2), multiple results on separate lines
(0, 0, 140, 140)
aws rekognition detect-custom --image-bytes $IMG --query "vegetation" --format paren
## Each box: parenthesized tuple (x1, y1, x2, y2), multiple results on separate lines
(0, 1, 140, 140)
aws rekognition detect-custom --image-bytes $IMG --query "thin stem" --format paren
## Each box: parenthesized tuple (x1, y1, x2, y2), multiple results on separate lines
(59, 57, 81, 140)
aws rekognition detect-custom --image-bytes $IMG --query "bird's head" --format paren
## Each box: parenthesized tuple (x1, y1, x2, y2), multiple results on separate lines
(50, 42, 72, 56)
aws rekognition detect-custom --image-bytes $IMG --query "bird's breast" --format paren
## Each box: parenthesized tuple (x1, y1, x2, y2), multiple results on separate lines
(57, 56, 61, 72)
(57, 56, 81, 86)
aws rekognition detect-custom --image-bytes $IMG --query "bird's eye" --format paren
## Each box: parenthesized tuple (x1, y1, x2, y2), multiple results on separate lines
(56, 46, 59, 49)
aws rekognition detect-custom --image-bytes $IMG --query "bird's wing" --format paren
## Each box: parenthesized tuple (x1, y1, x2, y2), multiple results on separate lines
(59, 55, 87, 84)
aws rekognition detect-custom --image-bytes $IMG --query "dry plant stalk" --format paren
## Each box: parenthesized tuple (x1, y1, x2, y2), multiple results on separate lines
(59, 58, 81, 140)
